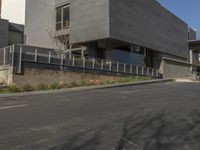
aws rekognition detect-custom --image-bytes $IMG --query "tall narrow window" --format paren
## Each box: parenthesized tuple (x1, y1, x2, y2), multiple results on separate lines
(63, 6, 69, 28)
(56, 4, 70, 31)
(56, 8, 62, 30)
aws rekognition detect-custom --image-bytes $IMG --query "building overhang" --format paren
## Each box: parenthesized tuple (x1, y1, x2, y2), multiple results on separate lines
(189, 40, 200, 52)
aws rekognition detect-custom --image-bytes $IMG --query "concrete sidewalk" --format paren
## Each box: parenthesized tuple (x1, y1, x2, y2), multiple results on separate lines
(0, 79, 173, 98)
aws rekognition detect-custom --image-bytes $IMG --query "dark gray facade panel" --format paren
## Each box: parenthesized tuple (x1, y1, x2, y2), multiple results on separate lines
(188, 28, 197, 40)
(25, 0, 56, 48)
(0, 19, 9, 48)
(109, 0, 189, 59)
(8, 31, 23, 45)
(70, 0, 110, 44)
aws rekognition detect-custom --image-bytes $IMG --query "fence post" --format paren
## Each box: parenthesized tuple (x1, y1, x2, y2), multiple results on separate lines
(130, 64, 133, 74)
(34, 49, 38, 62)
(92, 58, 95, 69)
(101, 60, 104, 70)
(18, 46, 22, 74)
(124, 64, 126, 73)
(3, 48, 6, 66)
(83, 57, 85, 68)
(72, 55, 75, 66)
(48, 51, 51, 63)
(12, 45, 15, 67)
(136, 66, 139, 74)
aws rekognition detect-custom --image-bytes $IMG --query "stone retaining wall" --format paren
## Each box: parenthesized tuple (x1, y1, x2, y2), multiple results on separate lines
(12, 68, 121, 86)
(161, 57, 198, 79)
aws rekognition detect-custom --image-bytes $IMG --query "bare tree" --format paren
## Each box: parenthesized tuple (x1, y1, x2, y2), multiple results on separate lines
(47, 27, 87, 59)
(46, 27, 70, 58)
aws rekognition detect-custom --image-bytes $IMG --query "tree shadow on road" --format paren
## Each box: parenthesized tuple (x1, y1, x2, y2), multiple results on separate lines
(50, 110, 200, 150)
(116, 110, 200, 150)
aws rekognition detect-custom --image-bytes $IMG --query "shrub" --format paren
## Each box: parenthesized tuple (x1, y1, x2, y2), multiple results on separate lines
(7, 85, 19, 93)
(63, 82, 71, 88)
(48, 82, 61, 90)
(21, 84, 33, 92)
(36, 83, 48, 91)
(80, 80, 87, 86)
(70, 81, 80, 87)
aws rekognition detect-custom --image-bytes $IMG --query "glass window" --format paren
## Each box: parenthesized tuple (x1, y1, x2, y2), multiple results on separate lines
(63, 6, 69, 28)
(56, 5, 70, 31)
(56, 8, 62, 30)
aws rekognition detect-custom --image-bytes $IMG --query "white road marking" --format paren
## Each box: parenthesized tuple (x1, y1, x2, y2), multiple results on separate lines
(122, 90, 142, 94)
(0, 104, 27, 110)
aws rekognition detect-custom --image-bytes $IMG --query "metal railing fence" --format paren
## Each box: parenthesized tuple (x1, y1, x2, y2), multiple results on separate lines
(0, 45, 161, 78)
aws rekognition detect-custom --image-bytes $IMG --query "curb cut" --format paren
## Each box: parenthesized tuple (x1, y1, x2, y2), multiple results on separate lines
(0, 79, 173, 98)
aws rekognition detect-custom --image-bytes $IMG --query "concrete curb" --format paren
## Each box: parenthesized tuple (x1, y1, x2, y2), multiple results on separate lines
(0, 79, 173, 98)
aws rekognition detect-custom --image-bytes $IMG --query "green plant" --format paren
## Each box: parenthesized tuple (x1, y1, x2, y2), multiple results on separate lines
(7, 85, 19, 93)
(21, 84, 33, 92)
(48, 82, 61, 90)
(70, 81, 80, 87)
(36, 83, 48, 91)
(80, 80, 87, 86)
(63, 82, 71, 88)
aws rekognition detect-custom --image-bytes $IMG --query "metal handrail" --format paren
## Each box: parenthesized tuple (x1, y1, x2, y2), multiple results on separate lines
(0, 45, 161, 77)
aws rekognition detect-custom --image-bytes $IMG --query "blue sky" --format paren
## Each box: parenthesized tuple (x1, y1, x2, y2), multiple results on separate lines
(158, 0, 200, 39)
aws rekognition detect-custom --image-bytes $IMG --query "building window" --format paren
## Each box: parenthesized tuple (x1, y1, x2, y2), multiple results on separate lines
(63, 6, 69, 28)
(56, 8, 62, 30)
(56, 4, 70, 31)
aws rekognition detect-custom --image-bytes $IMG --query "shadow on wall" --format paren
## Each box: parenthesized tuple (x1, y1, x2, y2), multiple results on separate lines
(50, 110, 200, 150)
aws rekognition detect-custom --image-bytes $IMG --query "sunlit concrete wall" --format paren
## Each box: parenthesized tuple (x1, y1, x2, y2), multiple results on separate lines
(25, 0, 56, 48)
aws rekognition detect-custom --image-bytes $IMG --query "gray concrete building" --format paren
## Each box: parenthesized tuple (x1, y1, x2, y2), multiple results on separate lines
(0, 18, 24, 48)
(25, 0, 197, 68)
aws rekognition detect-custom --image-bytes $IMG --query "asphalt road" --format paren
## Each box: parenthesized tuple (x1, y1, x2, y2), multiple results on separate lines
(0, 82, 200, 150)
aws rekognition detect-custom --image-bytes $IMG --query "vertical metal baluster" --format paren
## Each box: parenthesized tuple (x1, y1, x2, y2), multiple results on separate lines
(18, 46, 22, 73)
(117, 62, 119, 72)
(142, 66, 144, 75)
(124, 64, 126, 73)
(61, 53, 64, 65)
(101, 60, 104, 70)
(35, 49, 38, 62)
(83, 57, 85, 68)
(147, 68, 149, 76)
(136, 66, 139, 74)
(72, 55, 75, 66)
(92, 58, 95, 69)
(48, 51, 51, 63)
(3, 48, 6, 66)
(109, 61, 112, 71)
(12, 45, 15, 67)
(130, 64, 133, 74)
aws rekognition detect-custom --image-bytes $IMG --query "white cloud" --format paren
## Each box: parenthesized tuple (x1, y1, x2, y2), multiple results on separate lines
(1, 0, 25, 24)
